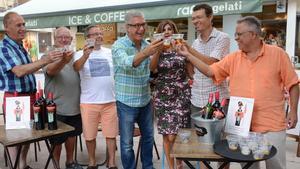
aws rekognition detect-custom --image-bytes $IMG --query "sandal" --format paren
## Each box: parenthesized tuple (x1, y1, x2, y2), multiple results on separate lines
(23, 166, 33, 169)
(108, 167, 118, 169)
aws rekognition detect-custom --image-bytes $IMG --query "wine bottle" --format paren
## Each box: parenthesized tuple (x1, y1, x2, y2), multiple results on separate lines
(212, 91, 221, 111)
(38, 88, 47, 124)
(46, 92, 57, 130)
(213, 98, 227, 119)
(33, 92, 45, 130)
(202, 93, 214, 119)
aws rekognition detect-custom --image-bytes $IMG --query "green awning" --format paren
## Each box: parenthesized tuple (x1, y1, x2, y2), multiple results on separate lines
(0, 0, 262, 30)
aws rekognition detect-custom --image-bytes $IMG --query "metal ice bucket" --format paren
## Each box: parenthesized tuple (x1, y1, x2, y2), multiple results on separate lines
(191, 113, 225, 144)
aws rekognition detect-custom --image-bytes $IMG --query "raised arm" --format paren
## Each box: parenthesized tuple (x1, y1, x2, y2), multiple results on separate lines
(177, 45, 214, 78)
(46, 51, 74, 76)
(133, 39, 163, 67)
(12, 51, 62, 77)
(73, 46, 93, 72)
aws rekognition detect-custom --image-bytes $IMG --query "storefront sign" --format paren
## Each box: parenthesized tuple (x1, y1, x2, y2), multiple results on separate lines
(0, 0, 262, 30)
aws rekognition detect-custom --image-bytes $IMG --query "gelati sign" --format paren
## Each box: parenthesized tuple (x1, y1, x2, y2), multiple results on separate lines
(0, 0, 261, 30)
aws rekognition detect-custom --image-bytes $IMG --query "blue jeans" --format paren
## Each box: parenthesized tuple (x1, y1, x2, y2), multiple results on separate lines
(116, 101, 154, 169)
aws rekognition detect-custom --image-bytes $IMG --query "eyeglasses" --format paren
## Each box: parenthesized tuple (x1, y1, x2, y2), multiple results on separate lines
(234, 31, 252, 38)
(88, 32, 103, 37)
(56, 36, 72, 40)
(127, 23, 147, 29)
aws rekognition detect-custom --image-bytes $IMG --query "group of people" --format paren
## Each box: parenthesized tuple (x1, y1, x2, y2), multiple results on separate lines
(0, 3, 299, 169)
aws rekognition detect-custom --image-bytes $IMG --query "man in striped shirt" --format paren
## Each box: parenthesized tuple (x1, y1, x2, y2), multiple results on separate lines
(0, 12, 61, 169)
(112, 11, 162, 169)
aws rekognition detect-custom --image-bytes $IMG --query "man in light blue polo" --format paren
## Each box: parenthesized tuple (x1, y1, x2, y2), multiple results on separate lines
(111, 10, 163, 169)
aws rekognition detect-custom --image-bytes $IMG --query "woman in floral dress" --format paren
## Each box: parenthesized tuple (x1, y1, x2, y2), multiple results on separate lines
(150, 20, 192, 169)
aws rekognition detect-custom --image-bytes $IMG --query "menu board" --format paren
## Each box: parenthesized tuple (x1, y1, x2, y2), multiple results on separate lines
(5, 96, 31, 129)
(224, 96, 254, 137)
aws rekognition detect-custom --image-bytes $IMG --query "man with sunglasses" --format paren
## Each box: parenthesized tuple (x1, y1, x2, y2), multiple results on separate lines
(112, 10, 163, 169)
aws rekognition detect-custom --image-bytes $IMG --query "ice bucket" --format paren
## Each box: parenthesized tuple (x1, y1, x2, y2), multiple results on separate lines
(191, 113, 225, 144)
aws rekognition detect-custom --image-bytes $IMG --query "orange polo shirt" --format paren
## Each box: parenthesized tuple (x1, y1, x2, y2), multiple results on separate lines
(210, 43, 298, 132)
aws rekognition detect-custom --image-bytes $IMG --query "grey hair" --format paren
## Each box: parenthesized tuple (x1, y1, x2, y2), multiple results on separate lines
(237, 16, 262, 36)
(124, 10, 145, 24)
(54, 27, 71, 37)
(84, 25, 98, 38)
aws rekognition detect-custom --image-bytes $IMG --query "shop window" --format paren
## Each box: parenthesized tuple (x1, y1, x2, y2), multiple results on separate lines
(38, 32, 52, 55)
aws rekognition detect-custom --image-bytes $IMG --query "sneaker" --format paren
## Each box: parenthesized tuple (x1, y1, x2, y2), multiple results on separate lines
(65, 162, 83, 169)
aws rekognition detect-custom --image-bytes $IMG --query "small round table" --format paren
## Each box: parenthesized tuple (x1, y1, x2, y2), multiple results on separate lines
(213, 140, 277, 169)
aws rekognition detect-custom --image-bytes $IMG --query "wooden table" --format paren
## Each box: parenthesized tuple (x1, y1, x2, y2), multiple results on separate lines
(0, 122, 74, 169)
(171, 129, 276, 169)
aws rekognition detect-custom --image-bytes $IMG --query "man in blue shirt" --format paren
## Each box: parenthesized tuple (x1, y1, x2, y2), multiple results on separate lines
(0, 12, 61, 169)
(112, 10, 163, 169)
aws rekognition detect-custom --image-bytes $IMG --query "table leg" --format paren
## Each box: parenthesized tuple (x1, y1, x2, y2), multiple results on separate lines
(44, 140, 59, 169)
(183, 160, 196, 169)
(202, 161, 214, 169)
(218, 162, 230, 169)
(4, 145, 22, 169)
(242, 162, 254, 169)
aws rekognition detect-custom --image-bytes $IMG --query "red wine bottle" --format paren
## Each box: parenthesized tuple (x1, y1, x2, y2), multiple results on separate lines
(46, 92, 57, 130)
(212, 91, 221, 111)
(213, 98, 227, 119)
(202, 93, 214, 119)
(33, 92, 45, 130)
(38, 89, 47, 124)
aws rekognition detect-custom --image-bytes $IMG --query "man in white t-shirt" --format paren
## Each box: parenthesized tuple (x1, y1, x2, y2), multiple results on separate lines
(73, 25, 118, 169)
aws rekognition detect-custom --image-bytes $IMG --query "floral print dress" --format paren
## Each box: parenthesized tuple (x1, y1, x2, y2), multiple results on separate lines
(153, 51, 191, 135)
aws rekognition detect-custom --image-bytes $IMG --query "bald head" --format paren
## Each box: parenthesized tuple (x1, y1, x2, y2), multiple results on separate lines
(3, 12, 26, 43)
(3, 12, 20, 27)
(54, 27, 73, 47)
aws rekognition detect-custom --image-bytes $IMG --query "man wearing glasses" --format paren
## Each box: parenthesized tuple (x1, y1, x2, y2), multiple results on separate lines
(43, 27, 83, 169)
(112, 10, 163, 169)
(185, 4, 230, 128)
(178, 16, 299, 169)
(73, 25, 118, 169)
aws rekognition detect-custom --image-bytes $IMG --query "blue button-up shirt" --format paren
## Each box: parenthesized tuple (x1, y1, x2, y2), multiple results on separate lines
(0, 35, 36, 92)
(112, 35, 151, 107)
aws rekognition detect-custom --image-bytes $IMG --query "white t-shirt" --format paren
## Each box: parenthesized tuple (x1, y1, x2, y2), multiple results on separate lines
(74, 47, 115, 104)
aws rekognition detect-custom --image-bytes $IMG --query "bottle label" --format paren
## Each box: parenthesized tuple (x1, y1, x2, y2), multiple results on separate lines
(48, 112, 54, 123)
(34, 112, 39, 122)
(33, 106, 40, 112)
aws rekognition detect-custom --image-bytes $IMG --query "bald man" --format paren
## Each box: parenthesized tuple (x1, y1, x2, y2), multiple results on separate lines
(43, 27, 83, 169)
(0, 12, 61, 169)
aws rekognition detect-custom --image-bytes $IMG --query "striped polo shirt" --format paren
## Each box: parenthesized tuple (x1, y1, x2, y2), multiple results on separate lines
(111, 35, 151, 107)
(0, 35, 36, 92)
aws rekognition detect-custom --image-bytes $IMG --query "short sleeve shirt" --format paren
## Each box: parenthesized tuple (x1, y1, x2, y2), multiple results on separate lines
(191, 28, 230, 107)
(0, 35, 36, 92)
(210, 43, 299, 132)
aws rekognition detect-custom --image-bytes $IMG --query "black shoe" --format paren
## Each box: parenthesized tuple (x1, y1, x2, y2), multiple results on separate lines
(23, 166, 33, 169)
(87, 166, 98, 169)
(65, 162, 83, 169)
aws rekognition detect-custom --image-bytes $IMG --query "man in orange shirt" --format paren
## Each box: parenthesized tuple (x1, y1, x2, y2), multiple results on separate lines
(178, 16, 299, 169)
